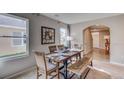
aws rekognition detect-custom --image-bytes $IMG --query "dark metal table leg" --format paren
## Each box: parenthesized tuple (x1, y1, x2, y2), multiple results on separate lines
(57, 62, 60, 79)
(64, 61, 68, 79)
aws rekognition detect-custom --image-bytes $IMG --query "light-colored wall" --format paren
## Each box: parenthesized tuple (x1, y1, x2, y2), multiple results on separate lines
(99, 31, 109, 49)
(84, 28, 93, 54)
(92, 32, 99, 48)
(0, 13, 68, 78)
(70, 14, 124, 64)
(92, 31, 109, 49)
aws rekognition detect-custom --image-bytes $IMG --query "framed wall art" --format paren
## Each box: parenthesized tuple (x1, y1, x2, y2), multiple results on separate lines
(41, 26, 55, 44)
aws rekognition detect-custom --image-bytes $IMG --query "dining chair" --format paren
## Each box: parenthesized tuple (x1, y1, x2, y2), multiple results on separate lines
(33, 51, 58, 79)
(67, 56, 93, 79)
(74, 44, 79, 49)
(69, 49, 84, 65)
(49, 45, 57, 53)
(57, 45, 64, 51)
(84, 66, 111, 79)
(83, 51, 93, 66)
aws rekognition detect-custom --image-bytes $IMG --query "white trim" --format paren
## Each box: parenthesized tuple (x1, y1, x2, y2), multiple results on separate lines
(0, 53, 29, 62)
(0, 13, 28, 30)
(0, 25, 26, 30)
(0, 13, 28, 22)
(3, 65, 35, 79)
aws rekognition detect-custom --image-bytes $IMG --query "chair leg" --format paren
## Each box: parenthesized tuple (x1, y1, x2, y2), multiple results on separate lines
(83, 68, 91, 79)
(79, 75, 82, 79)
(36, 66, 43, 79)
(36, 66, 39, 79)
(91, 61, 93, 66)
(46, 75, 48, 79)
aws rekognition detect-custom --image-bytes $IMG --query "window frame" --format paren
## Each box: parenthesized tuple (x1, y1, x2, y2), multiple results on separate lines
(0, 13, 29, 62)
(60, 28, 68, 47)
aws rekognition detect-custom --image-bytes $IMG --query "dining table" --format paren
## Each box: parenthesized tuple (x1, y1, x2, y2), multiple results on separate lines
(46, 48, 84, 79)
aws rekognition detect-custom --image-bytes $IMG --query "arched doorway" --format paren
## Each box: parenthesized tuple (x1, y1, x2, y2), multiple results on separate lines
(83, 25, 110, 62)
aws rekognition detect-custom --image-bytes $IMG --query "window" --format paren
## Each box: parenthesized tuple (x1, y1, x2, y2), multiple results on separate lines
(12, 32, 26, 47)
(0, 14, 29, 62)
(60, 28, 68, 46)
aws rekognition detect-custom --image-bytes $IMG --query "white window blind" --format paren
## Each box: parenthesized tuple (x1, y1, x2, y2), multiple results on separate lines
(60, 28, 68, 46)
(0, 14, 29, 62)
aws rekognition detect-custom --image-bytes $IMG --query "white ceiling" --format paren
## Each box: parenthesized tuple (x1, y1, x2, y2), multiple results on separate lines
(41, 13, 122, 24)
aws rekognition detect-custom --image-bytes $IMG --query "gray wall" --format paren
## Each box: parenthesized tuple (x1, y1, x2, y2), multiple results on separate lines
(71, 14, 124, 64)
(0, 13, 68, 78)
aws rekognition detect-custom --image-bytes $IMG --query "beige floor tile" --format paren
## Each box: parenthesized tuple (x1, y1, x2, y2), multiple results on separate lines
(13, 48, 124, 79)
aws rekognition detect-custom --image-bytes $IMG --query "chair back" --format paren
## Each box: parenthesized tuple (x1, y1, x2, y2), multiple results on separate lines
(78, 56, 93, 75)
(83, 51, 93, 59)
(34, 51, 47, 72)
(74, 44, 81, 49)
(49, 45, 57, 53)
(57, 45, 64, 51)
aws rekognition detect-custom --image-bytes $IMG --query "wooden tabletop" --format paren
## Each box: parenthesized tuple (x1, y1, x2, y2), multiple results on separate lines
(46, 49, 84, 62)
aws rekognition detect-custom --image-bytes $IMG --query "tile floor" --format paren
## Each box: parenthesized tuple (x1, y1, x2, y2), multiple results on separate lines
(13, 48, 124, 79)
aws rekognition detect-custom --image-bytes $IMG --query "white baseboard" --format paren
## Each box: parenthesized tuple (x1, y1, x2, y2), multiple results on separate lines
(4, 65, 36, 79)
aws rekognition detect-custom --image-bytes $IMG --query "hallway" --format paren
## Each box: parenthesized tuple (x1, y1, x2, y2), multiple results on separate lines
(93, 48, 110, 63)
(87, 48, 124, 79)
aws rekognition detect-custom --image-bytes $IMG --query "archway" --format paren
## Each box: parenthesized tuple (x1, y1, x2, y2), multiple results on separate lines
(83, 25, 110, 62)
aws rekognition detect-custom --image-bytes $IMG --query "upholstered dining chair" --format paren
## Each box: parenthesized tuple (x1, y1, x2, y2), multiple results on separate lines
(57, 45, 64, 51)
(33, 51, 58, 79)
(74, 44, 80, 49)
(49, 45, 57, 53)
